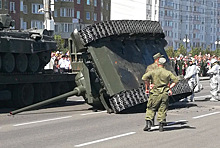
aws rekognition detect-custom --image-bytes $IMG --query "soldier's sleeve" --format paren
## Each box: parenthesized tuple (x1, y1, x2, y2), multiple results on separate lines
(142, 71, 152, 81)
(169, 71, 179, 83)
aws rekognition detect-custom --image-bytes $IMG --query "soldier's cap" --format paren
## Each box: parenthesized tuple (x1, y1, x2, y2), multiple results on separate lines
(153, 53, 161, 60)
(158, 57, 166, 65)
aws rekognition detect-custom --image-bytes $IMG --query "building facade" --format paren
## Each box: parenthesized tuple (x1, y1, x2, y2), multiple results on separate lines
(159, 0, 219, 51)
(0, 0, 111, 39)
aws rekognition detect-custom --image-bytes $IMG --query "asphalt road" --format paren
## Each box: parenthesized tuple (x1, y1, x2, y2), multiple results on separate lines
(0, 80, 220, 148)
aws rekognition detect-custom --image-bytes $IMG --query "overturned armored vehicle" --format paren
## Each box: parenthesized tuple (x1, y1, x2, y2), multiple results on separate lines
(11, 20, 192, 115)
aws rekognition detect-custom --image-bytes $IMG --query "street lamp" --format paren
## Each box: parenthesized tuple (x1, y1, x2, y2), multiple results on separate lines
(183, 34, 190, 52)
(215, 37, 220, 49)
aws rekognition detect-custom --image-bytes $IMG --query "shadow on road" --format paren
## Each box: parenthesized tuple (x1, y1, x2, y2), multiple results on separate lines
(0, 100, 86, 115)
(150, 125, 196, 132)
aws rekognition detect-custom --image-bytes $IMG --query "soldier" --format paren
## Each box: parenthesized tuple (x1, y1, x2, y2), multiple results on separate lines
(177, 55, 185, 76)
(145, 52, 161, 73)
(142, 57, 179, 132)
(207, 59, 220, 102)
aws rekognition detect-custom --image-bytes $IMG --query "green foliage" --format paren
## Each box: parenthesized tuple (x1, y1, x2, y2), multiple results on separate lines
(189, 47, 202, 56)
(165, 44, 220, 57)
(54, 35, 68, 54)
(213, 48, 220, 57)
(178, 44, 187, 56)
(165, 46, 175, 57)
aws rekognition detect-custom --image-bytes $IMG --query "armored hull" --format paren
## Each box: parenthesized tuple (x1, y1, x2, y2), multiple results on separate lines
(0, 14, 76, 108)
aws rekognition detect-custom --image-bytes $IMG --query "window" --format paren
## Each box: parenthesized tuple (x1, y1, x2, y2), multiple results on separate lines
(86, 12, 90, 20)
(20, 0, 23, 11)
(20, 18, 23, 29)
(10, 2, 15, 12)
(54, 10, 58, 17)
(60, 8, 74, 17)
(87, 0, 90, 5)
(94, 0, 97, 6)
(31, 20, 44, 29)
(32, 4, 43, 14)
(23, 5, 27, 14)
(77, 0, 80, 4)
(77, 11, 80, 19)
(4, 0, 8, 9)
(106, 3, 108, 10)
(94, 13, 97, 21)
(55, 24, 58, 33)
(20, 18, 27, 30)
(101, 12, 103, 21)
(101, 0, 103, 7)
(23, 22, 27, 30)
(61, 23, 73, 32)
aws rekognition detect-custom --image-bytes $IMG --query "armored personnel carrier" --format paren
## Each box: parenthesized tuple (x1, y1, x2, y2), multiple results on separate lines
(10, 20, 192, 115)
(0, 14, 76, 108)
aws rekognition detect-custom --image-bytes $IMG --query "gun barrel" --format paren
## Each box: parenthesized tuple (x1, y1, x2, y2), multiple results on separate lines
(10, 89, 79, 115)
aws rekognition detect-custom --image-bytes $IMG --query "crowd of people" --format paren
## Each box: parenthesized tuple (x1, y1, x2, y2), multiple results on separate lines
(169, 53, 220, 77)
(44, 51, 72, 73)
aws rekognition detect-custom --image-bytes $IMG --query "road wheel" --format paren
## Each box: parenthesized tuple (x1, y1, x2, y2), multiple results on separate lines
(28, 54, 40, 73)
(2, 53, 15, 73)
(16, 54, 28, 72)
(12, 84, 34, 108)
(53, 82, 70, 105)
(34, 83, 52, 103)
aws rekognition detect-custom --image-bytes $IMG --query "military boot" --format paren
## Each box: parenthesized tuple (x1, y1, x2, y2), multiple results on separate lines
(159, 122, 164, 132)
(143, 120, 152, 132)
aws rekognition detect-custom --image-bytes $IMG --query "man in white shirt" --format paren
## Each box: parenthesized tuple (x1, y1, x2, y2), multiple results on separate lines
(207, 58, 220, 102)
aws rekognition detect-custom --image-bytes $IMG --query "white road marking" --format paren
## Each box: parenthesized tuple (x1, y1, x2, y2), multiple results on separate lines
(81, 111, 107, 116)
(74, 132, 136, 147)
(193, 112, 220, 119)
(194, 95, 211, 99)
(13, 116, 72, 127)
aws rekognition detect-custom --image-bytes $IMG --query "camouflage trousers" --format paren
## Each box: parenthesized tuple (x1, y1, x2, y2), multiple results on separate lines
(145, 92, 168, 123)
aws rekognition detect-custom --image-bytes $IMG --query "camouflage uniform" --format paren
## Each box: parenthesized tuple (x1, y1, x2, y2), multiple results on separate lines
(145, 52, 161, 73)
(145, 62, 158, 73)
(142, 67, 178, 123)
(177, 59, 184, 75)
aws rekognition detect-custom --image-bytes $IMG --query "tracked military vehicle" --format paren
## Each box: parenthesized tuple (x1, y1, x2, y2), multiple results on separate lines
(10, 20, 192, 115)
(0, 14, 76, 108)
(0, 14, 56, 73)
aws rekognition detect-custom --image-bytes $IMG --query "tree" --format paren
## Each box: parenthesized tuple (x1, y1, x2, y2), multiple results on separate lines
(165, 46, 175, 57)
(189, 47, 202, 56)
(54, 35, 69, 54)
(176, 44, 187, 56)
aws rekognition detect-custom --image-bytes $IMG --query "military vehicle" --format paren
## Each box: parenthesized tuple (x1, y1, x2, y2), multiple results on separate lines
(0, 14, 76, 108)
(10, 20, 192, 115)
